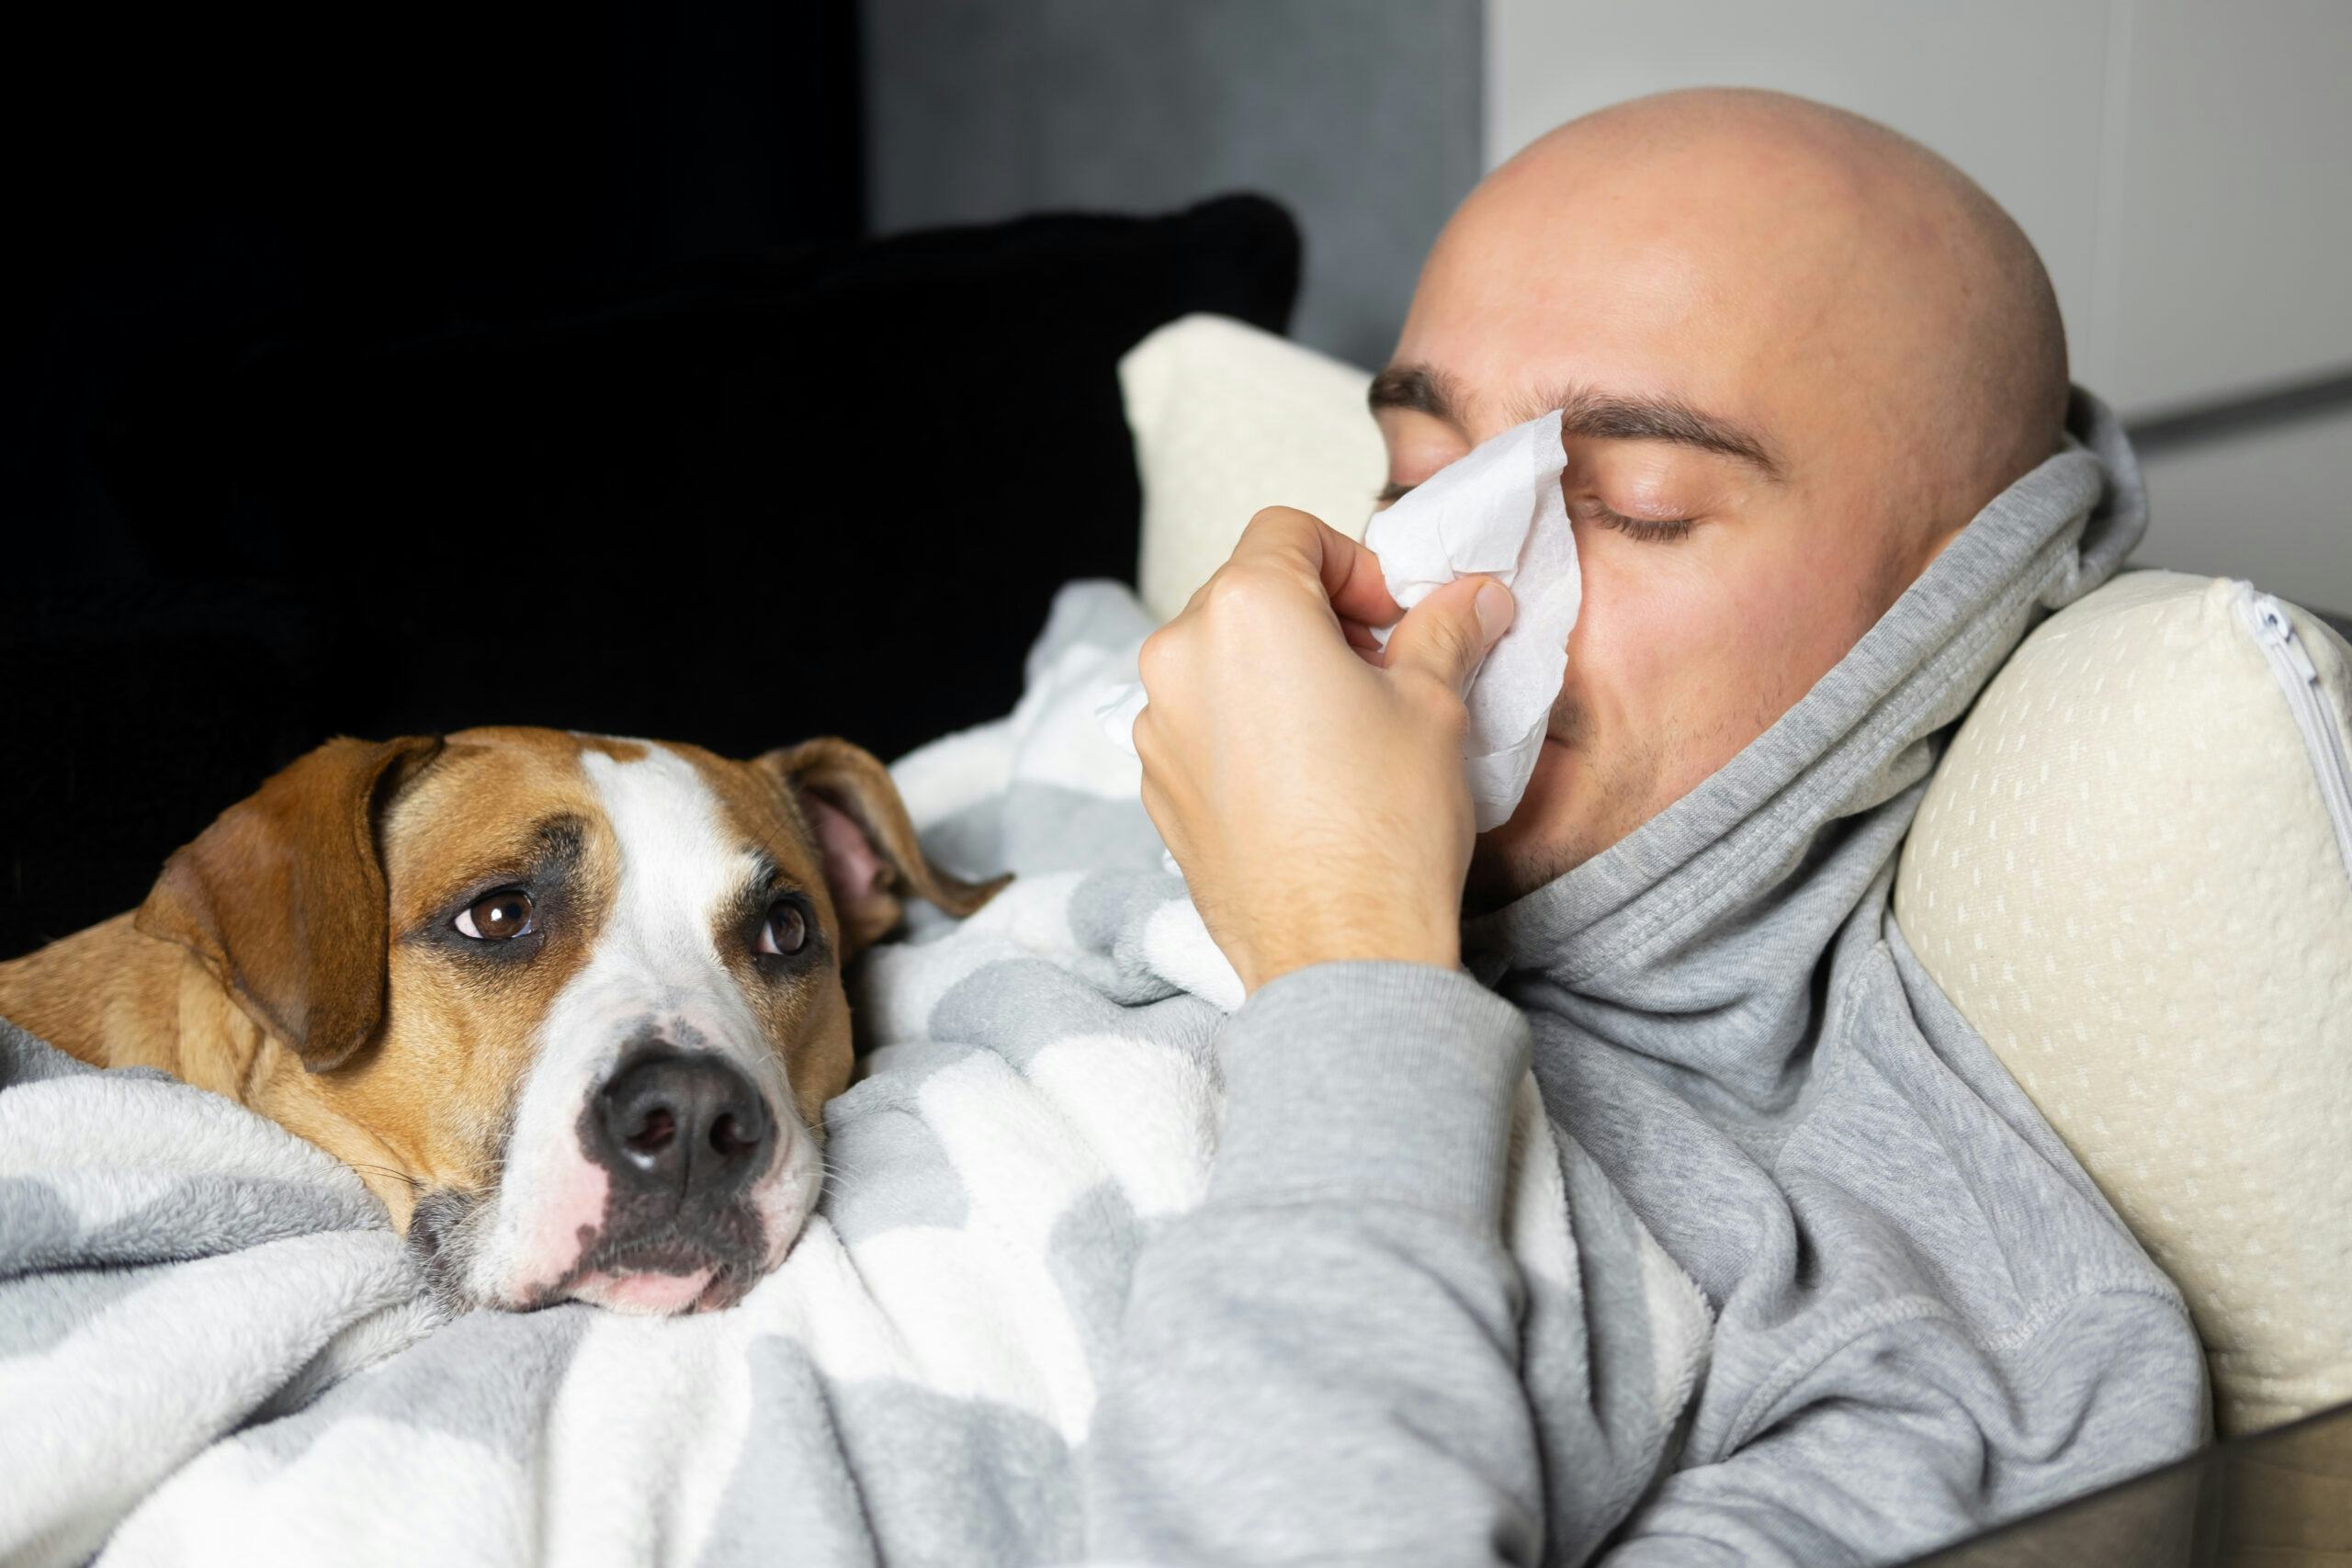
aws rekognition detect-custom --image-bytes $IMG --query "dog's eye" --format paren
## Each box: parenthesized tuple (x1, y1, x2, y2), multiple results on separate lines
(456, 888, 536, 942)
(755, 899, 808, 958)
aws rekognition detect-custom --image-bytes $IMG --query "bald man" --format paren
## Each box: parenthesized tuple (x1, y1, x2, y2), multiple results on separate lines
(1089, 90, 2207, 1563)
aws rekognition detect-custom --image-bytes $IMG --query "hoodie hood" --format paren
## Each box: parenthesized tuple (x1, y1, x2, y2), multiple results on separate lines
(1464, 389, 2148, 1106)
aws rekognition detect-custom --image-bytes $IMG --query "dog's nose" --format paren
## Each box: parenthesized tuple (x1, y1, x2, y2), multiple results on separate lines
(591, 1050, 773, 1207)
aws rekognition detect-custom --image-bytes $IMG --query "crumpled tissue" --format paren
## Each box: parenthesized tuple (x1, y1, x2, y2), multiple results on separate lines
(1098, 408, 1581, 832)
(1364, 408, 1581, 829)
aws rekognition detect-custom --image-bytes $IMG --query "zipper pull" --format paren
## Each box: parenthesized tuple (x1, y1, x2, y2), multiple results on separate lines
(2252, 592, 2321, 685)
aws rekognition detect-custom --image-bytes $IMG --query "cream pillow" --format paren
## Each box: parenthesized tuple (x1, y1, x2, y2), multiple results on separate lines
(1120, 313, 1386, 621)
(1894, 570, 2352, 1436)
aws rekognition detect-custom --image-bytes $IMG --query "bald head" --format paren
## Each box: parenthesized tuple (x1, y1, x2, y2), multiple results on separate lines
(1402, 86, 2069, 553)
(1385, 89, 2077, 897)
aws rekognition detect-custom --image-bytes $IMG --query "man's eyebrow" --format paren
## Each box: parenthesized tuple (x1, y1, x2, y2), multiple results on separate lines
(1368, 365, 1468, 424)
(1530, 384, 1783, 479)
(1374, 367, 1783, 479)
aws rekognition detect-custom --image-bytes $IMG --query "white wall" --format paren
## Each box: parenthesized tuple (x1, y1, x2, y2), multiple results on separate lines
(1485, 0, 2352, 612)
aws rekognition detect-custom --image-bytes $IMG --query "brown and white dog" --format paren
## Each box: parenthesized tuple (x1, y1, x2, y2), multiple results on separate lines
(0, 728, 1003, 1315)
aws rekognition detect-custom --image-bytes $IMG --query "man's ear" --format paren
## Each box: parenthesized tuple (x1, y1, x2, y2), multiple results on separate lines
(134, 735, 444, 1073)
(756, 738, 1010, 953)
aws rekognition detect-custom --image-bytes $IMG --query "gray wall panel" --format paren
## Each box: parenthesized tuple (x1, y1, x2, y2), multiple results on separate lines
(864, 0, 1482, 367)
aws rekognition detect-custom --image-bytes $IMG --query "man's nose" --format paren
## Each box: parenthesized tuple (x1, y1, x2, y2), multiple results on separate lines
(590, 1049, 773, 1209)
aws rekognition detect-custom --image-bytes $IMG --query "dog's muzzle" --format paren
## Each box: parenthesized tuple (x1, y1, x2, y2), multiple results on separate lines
(555, 1046, 784, 1313)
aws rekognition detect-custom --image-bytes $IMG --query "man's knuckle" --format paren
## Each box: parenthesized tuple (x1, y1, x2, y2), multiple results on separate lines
(1243, 504, 1312, 536)
(1137, 628, 1176, 689)
(1202, 565, 1277, 618)
(1433, 616, 1482, 671)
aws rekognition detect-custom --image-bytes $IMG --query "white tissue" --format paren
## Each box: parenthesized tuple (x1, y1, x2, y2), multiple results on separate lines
(1364, 408, 1580, 829)
(1095, 681, 1150, 750)
(1096, 408, 1581, 832)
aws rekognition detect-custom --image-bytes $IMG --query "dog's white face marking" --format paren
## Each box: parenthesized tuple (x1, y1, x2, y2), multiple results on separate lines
(459, 743, 823, 1312)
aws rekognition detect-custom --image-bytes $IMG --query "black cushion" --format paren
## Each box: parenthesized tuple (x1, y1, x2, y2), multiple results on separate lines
(1, 196, 1299, 958)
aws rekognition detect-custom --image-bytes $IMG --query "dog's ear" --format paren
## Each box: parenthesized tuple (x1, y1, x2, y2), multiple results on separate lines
(756, 738, 1010, 953)
(136, 735, 444, 1072)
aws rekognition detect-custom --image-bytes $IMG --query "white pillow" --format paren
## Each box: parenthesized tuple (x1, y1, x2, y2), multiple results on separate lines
(1894, 570, 2352, 1436)
(1119, 314, 1387, 621)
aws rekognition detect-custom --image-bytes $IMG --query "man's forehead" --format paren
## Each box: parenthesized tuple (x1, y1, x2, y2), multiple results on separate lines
(1370, 364, 1784, 479)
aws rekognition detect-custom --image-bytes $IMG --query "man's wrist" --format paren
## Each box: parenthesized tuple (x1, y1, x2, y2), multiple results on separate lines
(1240, 919, 1462, 995)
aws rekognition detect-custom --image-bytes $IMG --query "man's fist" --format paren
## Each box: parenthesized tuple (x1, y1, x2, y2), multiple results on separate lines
(1133, 506, 1514, 994)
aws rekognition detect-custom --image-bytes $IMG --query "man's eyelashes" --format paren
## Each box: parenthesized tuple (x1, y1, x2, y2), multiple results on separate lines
(1378, 480, 1698, 545)
(1582, 503, 1697, 544)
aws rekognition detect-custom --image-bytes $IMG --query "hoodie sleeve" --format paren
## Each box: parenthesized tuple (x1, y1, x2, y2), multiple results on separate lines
(1595, 1286, 2209, 1566)
(1080, 960, 1545, 1567)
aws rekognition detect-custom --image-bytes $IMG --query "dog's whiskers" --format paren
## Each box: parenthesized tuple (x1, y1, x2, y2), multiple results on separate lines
(344, 1161, 426, 1193)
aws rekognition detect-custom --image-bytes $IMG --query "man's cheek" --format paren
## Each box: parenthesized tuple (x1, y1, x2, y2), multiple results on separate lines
(1566, 592, 1679, 717)
(1713, 526, 1860, 666)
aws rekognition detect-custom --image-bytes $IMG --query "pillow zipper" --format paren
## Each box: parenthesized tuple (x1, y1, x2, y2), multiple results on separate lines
(2233, 581, 2352, 885)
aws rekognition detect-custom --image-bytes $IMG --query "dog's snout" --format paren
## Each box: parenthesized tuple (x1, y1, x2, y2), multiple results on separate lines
(592, 1050, 772, 1206)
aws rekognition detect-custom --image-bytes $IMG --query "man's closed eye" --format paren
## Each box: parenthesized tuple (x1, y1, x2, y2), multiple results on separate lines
(1375, 482, 1700, 543)
(1579, 502, 1697, 544)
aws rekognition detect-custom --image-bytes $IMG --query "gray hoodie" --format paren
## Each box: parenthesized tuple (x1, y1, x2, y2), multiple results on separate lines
(1083, 389, 2210, 1565)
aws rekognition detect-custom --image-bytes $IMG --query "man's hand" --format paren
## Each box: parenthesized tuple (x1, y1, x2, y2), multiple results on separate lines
(1133, 506, 1515, 994)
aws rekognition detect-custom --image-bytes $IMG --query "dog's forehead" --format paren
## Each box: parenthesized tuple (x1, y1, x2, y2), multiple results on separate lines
(379, 729, 616, 888)
(379, 728, 820, 910)
(671, 745, 826, 886)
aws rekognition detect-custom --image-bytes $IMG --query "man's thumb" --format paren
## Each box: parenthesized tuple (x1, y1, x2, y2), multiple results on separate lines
(1383, 576, 1515, 694)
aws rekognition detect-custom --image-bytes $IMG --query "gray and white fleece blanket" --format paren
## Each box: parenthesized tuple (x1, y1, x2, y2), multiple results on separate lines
(1, 582, 1711, 1567)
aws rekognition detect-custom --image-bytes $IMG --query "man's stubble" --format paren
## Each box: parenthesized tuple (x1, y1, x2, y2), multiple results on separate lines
(1464, 689, 1669, 913)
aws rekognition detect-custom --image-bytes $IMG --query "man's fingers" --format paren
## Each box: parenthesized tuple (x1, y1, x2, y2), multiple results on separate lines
(1323, 534, 1405, 627)
(1381, 576, 1515, 696)
(1229, 506, 1402, 627)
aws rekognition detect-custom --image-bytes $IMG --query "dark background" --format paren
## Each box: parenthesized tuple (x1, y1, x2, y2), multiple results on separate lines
(1, 0, 1298, 958)
(21, 3, 2335, 968)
